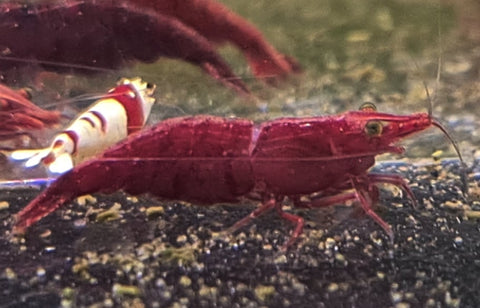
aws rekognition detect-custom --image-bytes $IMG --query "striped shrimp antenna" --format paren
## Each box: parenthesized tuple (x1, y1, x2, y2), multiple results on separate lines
(3, 77, 157, 175)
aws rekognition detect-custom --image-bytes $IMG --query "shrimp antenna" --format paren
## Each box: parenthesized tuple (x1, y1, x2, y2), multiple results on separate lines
(41, 86, 156, 110)
(431, 118, 469, 198)
(413, 10, 468, 199)
(431, 119, 463, 163)
(411, 59, 434, 116)
(432, 7, 443, 116)
(429, 8, 469, 200)
(0, 55, 115, 74)
(412, 12, 442, 118)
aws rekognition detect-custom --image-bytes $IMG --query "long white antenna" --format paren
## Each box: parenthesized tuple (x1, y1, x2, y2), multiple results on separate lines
(435, 5, 469, 199)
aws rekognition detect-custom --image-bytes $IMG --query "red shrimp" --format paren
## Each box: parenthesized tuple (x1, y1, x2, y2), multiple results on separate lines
(0, 1, 250, 95)
(0, 83, 61, 140)
(132, 0, 301, 82)
(12, 104, 463, 249)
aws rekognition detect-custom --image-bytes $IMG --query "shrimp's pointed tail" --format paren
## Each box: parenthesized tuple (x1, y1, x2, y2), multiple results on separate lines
(13, 174, 77, 234)
(13, 159, 115, 233)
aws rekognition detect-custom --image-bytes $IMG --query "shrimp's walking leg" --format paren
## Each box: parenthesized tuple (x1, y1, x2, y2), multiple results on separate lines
(275, 207, 304, 250)
(350, 176, 393, 240)
(293, 192, 357, 209)
(227, 197, 305, 250)
(226, 198, 276, 234)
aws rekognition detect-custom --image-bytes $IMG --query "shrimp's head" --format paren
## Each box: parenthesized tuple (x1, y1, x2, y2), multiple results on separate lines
(340, 102, 461, 160)
(107, 77, 156, 134)
(118, 77, 156, 125)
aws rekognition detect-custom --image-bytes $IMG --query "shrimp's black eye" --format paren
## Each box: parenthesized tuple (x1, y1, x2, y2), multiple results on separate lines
(359, 102, 377, 112)
(365, 121, 383, 136)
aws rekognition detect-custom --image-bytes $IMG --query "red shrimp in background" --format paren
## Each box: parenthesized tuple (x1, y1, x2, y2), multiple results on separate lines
(0, 0, 301, 95)
(12, 103, 463, 250)
(132, 0, 301, 81)
(0, 84, 61, 140)
(0, 1, 250, 95)
(2, 77, 155, 175)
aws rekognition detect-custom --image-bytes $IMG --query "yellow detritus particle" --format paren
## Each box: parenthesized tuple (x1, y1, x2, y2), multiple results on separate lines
(179, 275, 192, 287)
(346, 30, 371, 42)
(76, 195, 97, 206)
(464, 210, 480, 219)
(0, 201, 9, 211)
(3, 267, 17, 280)
(112, 283, 141, 297)
(431, 150, 443, 161)
(254, 285, 276, 302)
(126, 196, 139, 203)
(96, 203, 122, 222)
(145, 206, 164, 218)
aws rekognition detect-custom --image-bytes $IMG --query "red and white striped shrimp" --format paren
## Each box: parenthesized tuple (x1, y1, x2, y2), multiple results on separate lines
(3, 77, 156, 175)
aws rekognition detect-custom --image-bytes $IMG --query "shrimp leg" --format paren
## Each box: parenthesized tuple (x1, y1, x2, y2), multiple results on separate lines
(350, 176, 394, 240)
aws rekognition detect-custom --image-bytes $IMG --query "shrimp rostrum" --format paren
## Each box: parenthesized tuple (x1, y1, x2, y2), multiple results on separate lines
(13, 104, 463, 249)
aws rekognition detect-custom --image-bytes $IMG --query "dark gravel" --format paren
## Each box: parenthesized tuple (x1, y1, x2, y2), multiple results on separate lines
(0, 158, 478, 307)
